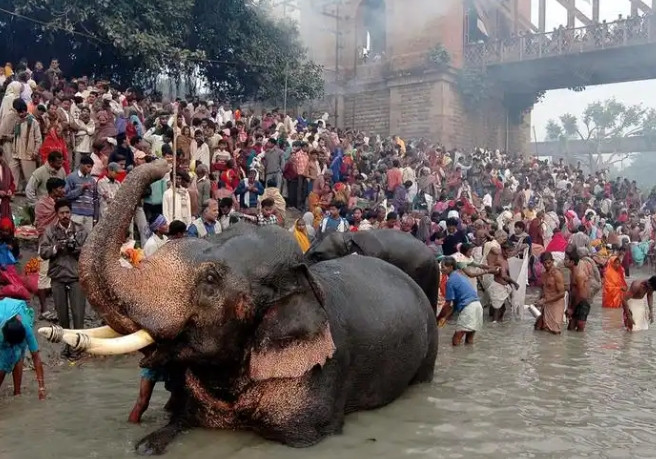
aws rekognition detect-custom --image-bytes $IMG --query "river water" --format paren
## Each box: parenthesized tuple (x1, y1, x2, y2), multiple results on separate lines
(2, 303, 656, 459)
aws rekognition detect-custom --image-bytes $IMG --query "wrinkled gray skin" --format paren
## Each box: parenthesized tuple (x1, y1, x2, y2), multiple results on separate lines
(79, 160, 438, 455)
(305, 230, 440, 312)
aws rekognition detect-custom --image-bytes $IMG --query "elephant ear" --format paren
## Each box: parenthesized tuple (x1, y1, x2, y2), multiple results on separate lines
(249, 264, 336, 381)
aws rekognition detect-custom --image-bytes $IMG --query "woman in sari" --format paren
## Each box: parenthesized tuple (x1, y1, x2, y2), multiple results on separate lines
(545, 228, 568, 253)
(602, 249, 628, 308)
(290, 218, 311, 253)
(40, 124, 70, 173)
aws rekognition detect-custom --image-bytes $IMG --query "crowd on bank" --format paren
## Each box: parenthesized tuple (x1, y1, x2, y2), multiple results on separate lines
(1, 59, 656, 397)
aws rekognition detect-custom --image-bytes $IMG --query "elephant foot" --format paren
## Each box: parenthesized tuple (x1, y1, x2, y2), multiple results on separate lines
(135, 421, 185, 456)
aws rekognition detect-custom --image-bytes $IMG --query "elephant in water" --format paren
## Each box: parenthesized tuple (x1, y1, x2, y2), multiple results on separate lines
(41, 160, 438, 456)
(305, 230, 440, 312)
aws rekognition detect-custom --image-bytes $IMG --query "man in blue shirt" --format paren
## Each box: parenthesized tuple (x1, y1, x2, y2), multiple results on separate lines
(317, 201, 349, 240)
(437, 256, 485, 346)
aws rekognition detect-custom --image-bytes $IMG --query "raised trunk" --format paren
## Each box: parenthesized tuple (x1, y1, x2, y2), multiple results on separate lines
(79, 160, 170, 335)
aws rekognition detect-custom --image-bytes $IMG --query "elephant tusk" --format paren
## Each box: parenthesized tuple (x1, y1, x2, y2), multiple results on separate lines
(62, 329, 155, 355)
(38, 325, 123, 343)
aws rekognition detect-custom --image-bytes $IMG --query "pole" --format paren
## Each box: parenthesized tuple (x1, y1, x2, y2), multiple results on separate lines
(284, 64, 289, 115)
(172, 103, 178, 221)
(334, 1, 340, 127)
(283, 0, 289, 115)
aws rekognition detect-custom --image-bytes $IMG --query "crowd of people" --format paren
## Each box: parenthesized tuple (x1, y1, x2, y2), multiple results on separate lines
(1, 58, 656, 399)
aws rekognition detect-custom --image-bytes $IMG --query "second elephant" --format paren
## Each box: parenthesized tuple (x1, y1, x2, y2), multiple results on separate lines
(305, 230, 439, 312)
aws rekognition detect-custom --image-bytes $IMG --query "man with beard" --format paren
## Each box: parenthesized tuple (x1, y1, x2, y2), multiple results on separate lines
(39, 199, 89, 359)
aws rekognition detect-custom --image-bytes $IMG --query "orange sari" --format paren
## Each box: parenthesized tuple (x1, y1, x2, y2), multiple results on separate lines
(602, 256, 626, 308)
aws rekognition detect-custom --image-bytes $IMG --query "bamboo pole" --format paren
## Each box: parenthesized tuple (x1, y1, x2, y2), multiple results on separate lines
(172, 103, 178, 221)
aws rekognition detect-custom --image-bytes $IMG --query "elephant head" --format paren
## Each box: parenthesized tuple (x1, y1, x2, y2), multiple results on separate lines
(305, 232, 360, 263)
(77, 160, 335, 375)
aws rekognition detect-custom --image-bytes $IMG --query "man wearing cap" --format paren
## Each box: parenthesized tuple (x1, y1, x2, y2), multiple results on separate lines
(143, 215, 169, 258)
(96, 162, 122, 220)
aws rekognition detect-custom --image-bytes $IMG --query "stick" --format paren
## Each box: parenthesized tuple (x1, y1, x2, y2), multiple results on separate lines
(172, 103, 178, 221)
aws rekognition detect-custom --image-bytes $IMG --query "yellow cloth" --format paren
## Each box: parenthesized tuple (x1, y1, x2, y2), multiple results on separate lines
(293, 220, 311, 253)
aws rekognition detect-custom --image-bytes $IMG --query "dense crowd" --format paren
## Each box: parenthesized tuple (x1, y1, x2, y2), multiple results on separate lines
(0, 58, 656, 400)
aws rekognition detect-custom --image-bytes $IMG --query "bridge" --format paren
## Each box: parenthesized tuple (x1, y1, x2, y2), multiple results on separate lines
(466, 5, 656, 93)
(531, 135, 656, 157)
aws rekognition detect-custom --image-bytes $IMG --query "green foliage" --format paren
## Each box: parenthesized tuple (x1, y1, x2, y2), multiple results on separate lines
(503, 90, 546, 124)
(190, 1, 324, 103)
(0, 0, 324, 103)
(456, 68, 491, 111)
(427, 43, 451, 69)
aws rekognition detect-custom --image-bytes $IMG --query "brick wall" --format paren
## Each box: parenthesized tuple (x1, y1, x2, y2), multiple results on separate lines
(342, 89, 390, 135)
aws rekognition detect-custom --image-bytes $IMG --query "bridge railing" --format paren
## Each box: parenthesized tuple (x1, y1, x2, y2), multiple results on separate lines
(465, 14, 656, 66)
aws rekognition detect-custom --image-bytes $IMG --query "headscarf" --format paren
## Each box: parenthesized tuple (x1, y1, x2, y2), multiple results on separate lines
(0, 217, 14, 233)
(302, 212, 316, 238)
(292, 219, 311, 253)
(149, 215, 167, 234)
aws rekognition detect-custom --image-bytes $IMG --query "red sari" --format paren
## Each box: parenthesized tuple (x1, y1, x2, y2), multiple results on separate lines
(39, 128, 70, 173)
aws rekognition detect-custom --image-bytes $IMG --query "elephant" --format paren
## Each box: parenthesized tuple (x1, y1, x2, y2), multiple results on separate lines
(47, 160, 438, 456)
(305, 230, 440, 312)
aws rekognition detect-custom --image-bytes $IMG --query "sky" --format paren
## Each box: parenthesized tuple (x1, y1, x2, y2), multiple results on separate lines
(530, 0, 656, 141)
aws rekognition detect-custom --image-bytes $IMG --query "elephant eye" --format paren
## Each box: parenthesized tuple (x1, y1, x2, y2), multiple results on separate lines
(206, 274, 216, 283)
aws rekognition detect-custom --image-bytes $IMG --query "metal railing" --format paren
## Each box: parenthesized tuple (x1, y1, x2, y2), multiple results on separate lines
(465, 14, 656, 66)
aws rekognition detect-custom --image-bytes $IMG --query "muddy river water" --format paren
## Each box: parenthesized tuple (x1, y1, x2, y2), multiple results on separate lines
(2, 304, 656, 459)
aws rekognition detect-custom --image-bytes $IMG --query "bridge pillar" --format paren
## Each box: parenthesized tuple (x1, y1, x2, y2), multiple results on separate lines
(539, 0, 547, 32)
(592, 0, 600, 22)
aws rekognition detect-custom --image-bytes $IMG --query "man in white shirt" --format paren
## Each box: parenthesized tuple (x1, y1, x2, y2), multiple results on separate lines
(74, 107, 95, 168)
(143, 214, 169, 258)
(163, 171, 193, 226)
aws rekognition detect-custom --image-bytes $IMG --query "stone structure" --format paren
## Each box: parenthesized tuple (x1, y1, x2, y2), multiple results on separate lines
(300, 0, 656, 154)
(300, 0, 533, 152)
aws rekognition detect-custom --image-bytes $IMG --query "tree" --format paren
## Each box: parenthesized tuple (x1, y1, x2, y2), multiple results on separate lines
(0, 0, 324, 104)
(189, 0, 324, 104)
(544, 98, 656, 172)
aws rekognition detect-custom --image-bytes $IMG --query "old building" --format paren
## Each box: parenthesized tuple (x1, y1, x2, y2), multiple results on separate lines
(300, 0, 533, 153)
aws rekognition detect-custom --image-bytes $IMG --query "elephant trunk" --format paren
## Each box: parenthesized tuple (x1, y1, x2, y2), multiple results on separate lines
(79, 160, 170, 335)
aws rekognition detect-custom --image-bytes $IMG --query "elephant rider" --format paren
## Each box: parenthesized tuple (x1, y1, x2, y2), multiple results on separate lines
(436, 256, 485, 346)
(143, 214, 169, 258)
(187, 199, 221, 238)
(0, 298, 46, 399)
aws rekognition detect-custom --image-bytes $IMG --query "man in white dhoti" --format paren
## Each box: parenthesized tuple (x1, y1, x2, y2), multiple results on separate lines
(485, 243, 520, 322)
(623, 276, 656, 332)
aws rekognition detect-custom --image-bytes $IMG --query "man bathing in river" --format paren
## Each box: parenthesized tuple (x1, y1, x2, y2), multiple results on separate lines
(437, 256, 484, 346)
(535, 252, 566, 334)
(623, 276, 656, 332)
(483, 242, 519, 323)
(565, 251, 590, 332)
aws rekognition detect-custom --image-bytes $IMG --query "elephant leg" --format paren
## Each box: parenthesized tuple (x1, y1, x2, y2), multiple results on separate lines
(135, 420, 186, 456)
(410, 324, 438, 385)
(240, 373, 346, 447)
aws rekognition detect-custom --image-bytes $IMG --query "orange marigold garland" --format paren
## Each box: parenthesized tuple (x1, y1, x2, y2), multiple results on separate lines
(24, 257, 41, 274)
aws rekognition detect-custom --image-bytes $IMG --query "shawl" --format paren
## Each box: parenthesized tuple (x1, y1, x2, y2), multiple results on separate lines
(545, 232, 568, 253)
(292, 219, 311, 253)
